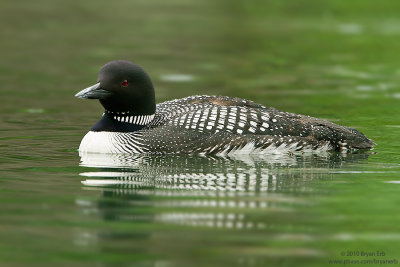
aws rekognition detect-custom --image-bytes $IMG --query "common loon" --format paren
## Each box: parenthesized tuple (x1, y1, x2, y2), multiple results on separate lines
(75, 60, 374, 155)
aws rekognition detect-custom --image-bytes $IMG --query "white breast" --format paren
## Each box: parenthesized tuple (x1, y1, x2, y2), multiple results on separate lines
(79, 131, 116, 154)
(78, 131, 143, 154)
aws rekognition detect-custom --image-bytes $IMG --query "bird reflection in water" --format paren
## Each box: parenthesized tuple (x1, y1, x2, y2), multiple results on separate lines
(78, 152, 370, 230)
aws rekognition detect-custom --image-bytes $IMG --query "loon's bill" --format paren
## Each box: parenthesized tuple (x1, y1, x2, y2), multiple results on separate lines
(75, 82, 112, 99)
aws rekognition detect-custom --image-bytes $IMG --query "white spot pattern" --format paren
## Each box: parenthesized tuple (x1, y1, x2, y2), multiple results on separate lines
(165, 104, 275, 137)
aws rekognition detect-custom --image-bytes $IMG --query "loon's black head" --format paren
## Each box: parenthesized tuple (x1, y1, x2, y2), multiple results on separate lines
(75, 60, 156, 115)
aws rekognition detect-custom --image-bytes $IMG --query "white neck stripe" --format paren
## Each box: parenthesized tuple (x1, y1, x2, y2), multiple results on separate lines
(106, 112, 155, 125)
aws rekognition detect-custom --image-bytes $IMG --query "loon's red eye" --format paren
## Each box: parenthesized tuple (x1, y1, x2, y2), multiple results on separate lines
(122, 80, 128, 87)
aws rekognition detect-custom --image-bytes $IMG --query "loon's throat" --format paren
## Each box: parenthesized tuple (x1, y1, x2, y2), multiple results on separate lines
(105, 110, 155, 125)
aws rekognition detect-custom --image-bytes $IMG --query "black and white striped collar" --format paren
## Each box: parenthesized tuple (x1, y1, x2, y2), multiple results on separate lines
(105, 110, 155, 125)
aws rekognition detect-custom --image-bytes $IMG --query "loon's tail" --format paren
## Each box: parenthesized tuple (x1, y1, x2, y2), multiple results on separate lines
(343, 127, 375, 150)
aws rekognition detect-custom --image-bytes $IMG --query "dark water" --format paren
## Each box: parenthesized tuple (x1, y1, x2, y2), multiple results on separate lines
(1, 0, 400, 266)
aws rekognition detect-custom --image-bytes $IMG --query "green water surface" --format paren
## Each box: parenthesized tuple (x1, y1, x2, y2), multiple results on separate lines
(1, 0, 400, 266)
